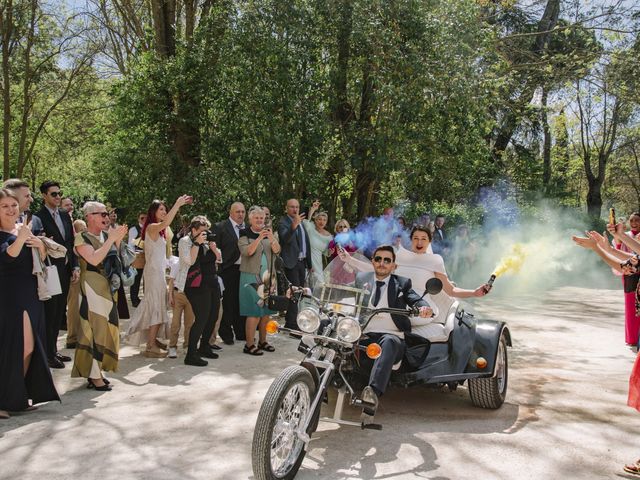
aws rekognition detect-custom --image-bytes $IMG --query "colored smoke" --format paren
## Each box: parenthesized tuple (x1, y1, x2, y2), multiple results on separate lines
(492, 243, 527, 277)
(334, 215, 410, 255)
(458, 186, 619, 295)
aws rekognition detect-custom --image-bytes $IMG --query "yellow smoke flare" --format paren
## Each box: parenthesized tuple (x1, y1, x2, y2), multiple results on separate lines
(493, 243, 527, 277)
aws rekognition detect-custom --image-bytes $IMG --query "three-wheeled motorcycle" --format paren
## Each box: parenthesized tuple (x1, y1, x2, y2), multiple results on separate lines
(251, 257, 511, 480)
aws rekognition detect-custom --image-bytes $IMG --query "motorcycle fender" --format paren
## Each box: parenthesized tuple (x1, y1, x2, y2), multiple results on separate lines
(468, 321, 511, 376)
(300, 361, 321, 391)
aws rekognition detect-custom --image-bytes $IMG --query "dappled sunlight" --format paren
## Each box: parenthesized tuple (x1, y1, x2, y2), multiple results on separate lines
(1, 287, 639, 479)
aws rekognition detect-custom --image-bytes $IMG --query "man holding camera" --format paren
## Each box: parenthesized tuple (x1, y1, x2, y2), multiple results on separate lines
(277, 198, 312, 330)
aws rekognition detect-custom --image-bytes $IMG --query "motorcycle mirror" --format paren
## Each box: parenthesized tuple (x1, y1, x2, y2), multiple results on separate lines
(425, 278, 443, 295)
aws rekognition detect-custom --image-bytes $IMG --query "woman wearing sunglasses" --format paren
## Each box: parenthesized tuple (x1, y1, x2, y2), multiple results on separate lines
(72, 202, 128, 390)
(327, 219, 357, 260)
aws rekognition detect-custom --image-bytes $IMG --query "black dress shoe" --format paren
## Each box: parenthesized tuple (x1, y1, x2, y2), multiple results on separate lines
(56, 353, 72, 362)
(87, 379, 112, 391)
(65, 342, 77, 349)
(210, 344, 222, 351)
(88, 377, 111, 387)
(198, 348, 219, 359)
(361, 386, 379, 416)
(48, 357, 65, 369)
(184, 356, 208, 367)
(223, 338, 234, 345)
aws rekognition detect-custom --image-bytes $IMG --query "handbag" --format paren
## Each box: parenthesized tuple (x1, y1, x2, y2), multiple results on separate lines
(44, 258, 63, 297)
(120, 242, 136, 269)
(186, 249, 203, 288)
(186, 267, 202, 288)
(131, 238, 145, 269)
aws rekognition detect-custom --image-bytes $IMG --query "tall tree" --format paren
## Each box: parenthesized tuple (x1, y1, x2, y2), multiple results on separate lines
(0, 0, 96, 180)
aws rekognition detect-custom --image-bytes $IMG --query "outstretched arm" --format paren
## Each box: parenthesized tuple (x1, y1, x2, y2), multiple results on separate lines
(337, 247, 372, 272)
(573, 231, 626, 273)
(147, 195, 191, 237)
(435, 271, 489, 298)
(589, 230, 632, 261)
(609, 223, 640, 255)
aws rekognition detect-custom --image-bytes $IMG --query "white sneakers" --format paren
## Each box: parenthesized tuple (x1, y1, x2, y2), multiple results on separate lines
(168, 347, 178, 358)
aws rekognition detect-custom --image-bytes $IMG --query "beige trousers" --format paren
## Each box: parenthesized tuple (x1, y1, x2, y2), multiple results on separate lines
(209, 302, 224, 345)
(170, 290, 195, 348)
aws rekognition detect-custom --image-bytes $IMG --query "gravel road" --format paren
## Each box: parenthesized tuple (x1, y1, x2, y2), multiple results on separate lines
(1, 286, 638, 480)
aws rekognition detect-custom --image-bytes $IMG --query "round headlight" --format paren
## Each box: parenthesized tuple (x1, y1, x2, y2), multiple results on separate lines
(297, 308, 320, 333)
(336, 317, 361, 342)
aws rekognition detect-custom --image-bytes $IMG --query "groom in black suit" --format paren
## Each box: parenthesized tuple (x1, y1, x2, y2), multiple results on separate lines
(213, 202, 247, 344)
(354, 245, 432, 421)
(34, 180, 78, 369)
(277, 198, 312, 330)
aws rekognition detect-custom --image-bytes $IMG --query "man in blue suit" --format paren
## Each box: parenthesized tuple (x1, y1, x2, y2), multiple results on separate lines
(277, 198, 312, 330)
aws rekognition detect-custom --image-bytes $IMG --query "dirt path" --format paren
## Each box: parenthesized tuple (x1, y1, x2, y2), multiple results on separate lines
(1, 287, 637, 479)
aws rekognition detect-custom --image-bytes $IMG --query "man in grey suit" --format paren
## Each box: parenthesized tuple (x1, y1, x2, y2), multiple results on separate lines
(277, 198, 312, 329)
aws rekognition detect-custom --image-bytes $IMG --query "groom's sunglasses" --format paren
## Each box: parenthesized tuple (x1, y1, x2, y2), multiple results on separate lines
(373, 256, 393, 265)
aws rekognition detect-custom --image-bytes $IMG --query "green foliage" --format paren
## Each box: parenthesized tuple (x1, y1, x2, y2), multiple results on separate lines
(4, 0, 639, 229)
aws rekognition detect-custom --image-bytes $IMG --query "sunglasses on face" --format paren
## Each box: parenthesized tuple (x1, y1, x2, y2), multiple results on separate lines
(90, 212, 109, 218)
(49, 191, 63, 198)
(373, 256, 393, 265)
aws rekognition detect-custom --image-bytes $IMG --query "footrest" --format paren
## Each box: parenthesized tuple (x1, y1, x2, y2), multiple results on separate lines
(361, 422, 383, 430)
(353, 398, 376, 408)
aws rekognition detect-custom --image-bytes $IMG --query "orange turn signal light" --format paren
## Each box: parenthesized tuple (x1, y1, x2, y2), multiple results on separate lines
(476, 357, 487, 369)
(366, 343, 382, 359)
(266, 320, 280, 335)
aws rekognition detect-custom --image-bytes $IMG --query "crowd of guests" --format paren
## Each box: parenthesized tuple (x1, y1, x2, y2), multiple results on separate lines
(0, 176, 477, 419)
(572, 216, 640, 476)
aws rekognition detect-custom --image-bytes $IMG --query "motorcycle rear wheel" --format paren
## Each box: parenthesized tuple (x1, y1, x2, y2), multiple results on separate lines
(468, 332, 508, 409)
(252, 366, 315, 480)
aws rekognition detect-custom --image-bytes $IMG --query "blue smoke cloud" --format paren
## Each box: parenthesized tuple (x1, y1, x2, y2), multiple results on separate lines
(334, 215, 410, 255)
(478, 180, 520, 231)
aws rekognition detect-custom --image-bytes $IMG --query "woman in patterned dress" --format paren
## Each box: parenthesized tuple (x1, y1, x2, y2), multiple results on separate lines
(72, 201, 127, 390)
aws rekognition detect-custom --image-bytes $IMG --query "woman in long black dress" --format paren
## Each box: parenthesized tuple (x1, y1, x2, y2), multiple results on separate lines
(0, 188, 59, 419)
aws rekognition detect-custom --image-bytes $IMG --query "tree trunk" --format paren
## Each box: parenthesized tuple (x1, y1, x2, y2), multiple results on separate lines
(586, 178, 602, 219)
(326, 0, 353, 220)
(150, 0, 176, 57)
(355, 170, 376, 219)
(1, 0, 12, 180)
(354, 55, 376, 219)
(489, 0, 560, 163)
(331, 0, 353, 126)
(541, 87, 551, 187)
(16, 0, 37, 176)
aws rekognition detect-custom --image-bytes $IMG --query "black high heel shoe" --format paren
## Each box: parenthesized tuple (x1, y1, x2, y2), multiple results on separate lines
(86, 378, 112, 391)
(87, 377, 110, 386)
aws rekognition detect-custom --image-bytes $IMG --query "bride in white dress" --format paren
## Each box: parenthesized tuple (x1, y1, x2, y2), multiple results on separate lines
(127, 195, 192, 357)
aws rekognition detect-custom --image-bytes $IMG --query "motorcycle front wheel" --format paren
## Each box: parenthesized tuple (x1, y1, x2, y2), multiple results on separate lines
(252, 366, 315, 480)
